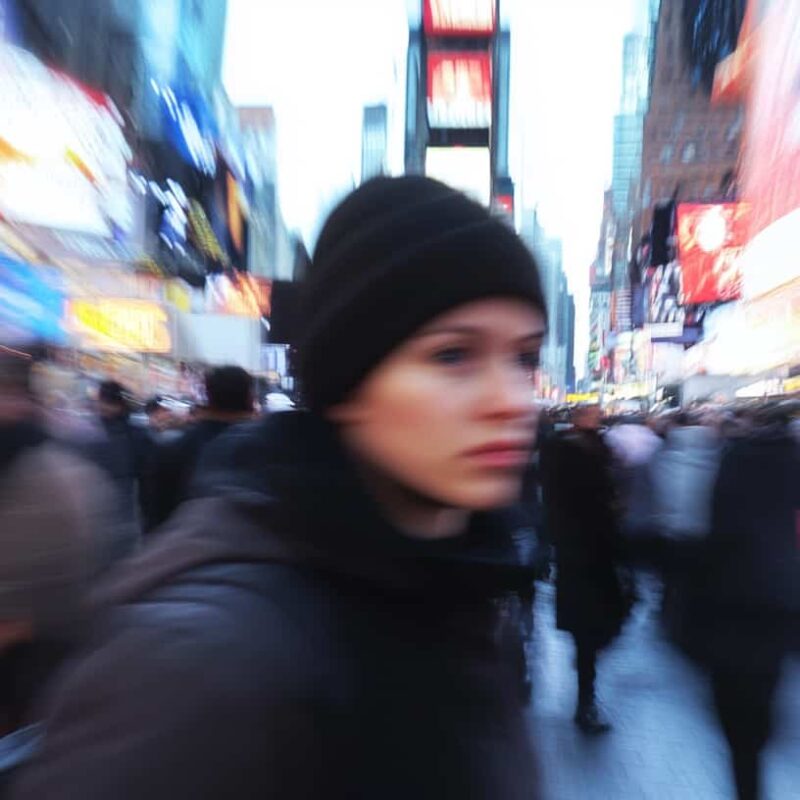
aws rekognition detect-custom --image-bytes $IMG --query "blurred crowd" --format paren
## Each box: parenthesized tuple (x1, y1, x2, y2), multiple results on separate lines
(535, 399, 799, 798)
(0, 177, 797, 800)
(3, 339, 797, 799)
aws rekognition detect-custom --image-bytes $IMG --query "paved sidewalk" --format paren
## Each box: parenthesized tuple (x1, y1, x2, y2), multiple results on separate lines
(525, 580, 800, 800)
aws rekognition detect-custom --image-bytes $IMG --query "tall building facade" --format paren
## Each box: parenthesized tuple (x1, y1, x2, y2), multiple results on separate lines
(405, 1, 514, 216)
(520, 209, 574, 396)
(361, 104, 388, 182)
(612, 32, 650, 222)
(637, 0, 743, 239)
(14, 0, 228, 139)
(587, 269, 612, 383)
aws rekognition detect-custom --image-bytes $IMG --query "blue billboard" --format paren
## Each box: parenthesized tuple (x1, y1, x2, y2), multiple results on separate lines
(0, 257, 66, 343)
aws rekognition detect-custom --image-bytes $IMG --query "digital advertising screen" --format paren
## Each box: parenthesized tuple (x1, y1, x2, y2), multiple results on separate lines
(423, 0, 495, 37)
(677, 203, 749, 305)
(427, 50, 492, 129)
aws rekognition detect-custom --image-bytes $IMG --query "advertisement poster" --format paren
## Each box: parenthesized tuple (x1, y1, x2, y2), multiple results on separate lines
(677, 203, 749, 304)
(644, 262, 684, 325)
(0, 43, 131, 236)
(0, 257, 65, 343)
(427, 50, 492, 129)
(423, 0, 495, 37)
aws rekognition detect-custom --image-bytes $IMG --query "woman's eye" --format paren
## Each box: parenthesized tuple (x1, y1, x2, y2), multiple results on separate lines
(517, 351, 540, 371)
(432, 347, 471, 366)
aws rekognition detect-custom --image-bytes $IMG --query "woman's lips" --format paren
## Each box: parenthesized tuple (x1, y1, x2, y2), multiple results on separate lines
(462, 443, 531, 469)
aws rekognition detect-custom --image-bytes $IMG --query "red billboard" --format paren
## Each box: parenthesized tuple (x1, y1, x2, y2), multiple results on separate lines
(427, 50, 492, 129)
(677, 203, 749, 304)
(738, 0, 800, 240)
(423, 0, 495, 37)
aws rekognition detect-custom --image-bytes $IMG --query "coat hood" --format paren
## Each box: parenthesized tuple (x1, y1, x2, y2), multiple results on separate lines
(97, 412, 533, 607)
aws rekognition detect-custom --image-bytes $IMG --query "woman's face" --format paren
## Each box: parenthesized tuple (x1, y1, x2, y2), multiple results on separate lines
(330, 298, 546, 510)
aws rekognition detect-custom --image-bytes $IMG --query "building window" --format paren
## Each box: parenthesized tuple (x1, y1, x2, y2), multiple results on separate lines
(660, 145, 673, 164)
(681, 142, 697, 163)
(727, 109, 744, 142)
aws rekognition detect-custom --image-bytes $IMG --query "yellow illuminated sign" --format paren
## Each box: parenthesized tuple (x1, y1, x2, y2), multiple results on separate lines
(566, 392, 600, 404)
(783, 375, 800, 395)
(67, 299, 171, 353)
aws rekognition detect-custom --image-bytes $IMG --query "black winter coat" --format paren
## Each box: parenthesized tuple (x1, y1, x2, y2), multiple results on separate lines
(681, 426, 800, 666)
(541, 429, 629, 647)
(12, 412, 540, 799)
(145, 419, 238, 531)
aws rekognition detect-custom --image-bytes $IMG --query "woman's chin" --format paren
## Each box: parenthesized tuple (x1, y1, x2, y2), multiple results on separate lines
(442, 477, 523, 512)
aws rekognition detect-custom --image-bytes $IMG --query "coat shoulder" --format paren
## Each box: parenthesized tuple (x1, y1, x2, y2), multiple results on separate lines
(13, 562, 344, 799)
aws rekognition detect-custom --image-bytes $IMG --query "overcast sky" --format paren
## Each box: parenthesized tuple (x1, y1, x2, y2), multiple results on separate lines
(223, 0, 645, 378)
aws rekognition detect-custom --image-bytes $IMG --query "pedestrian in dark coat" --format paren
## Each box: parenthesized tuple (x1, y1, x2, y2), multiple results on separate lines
(78, 381, 153, 563)
(541, 404, 630, 733)
(11, 176, 549, 799)
(144, 366, 255, 532)
(681, 413, 799, 800)
(0, 345, 112, 790)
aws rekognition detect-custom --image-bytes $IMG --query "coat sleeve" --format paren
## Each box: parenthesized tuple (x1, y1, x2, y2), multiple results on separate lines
(11, 603, 325, 800)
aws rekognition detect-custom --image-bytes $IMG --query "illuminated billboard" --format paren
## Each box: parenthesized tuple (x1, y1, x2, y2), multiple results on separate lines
(677, 203, 748, 304)
(423, 0, 495, 36)
(714, 1, 800, 298)
(0, 257, 65, 344)
(205, 273, 271, 317)
(425, 147, 490, 206)
(67, 299, 171, 353)
(427, 50, 492, 129)
(0, 43, 131, 236)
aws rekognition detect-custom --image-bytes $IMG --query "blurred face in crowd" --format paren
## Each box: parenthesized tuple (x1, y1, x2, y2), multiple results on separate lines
(0, 387, 33, 424)
(330, 299, 545, 517)
(573, 404, 602, 431)
(0, 352, 36, 424)
(147, 405, 172, 431)
(97, 399, 125, 420)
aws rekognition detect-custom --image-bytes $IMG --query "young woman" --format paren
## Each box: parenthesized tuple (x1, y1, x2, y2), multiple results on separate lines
(13, 177, 548, 799)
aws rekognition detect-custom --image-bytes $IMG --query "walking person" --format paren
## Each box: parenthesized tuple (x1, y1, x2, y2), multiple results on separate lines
(78, 381, 153, 563)
(681, 406, 799, 800)
(145, 366, 255, 532)
(0, 345, 111, 787)
(541, 404, 632, 734)
(12, 177, 548, 799)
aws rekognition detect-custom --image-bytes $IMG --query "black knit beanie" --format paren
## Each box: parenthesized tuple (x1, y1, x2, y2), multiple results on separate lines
(298, 176, 546, 411)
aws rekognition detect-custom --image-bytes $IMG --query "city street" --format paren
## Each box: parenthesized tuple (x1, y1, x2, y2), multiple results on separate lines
(527, 580, 800, 800)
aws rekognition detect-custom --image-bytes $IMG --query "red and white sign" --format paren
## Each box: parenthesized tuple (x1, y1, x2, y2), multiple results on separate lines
(739, 0, 800, 241)
(677, 203, 749, 304)
(427, 50, 492, 129)
(493, 193, 513, 216)
(423, 0, 495, 37)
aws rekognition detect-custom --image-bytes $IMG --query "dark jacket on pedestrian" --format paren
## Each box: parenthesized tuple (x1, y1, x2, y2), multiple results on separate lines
(541, 428, 630, 648)
(12, 412, 540, 800)
(0, 422, 112, 735)
(78, 415, 153, 560)
(145, 418, 240, 531)
(681, 424, 800, 666)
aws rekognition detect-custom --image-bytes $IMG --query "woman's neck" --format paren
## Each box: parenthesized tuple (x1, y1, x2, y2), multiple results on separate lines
(357, 463, 469, 540)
